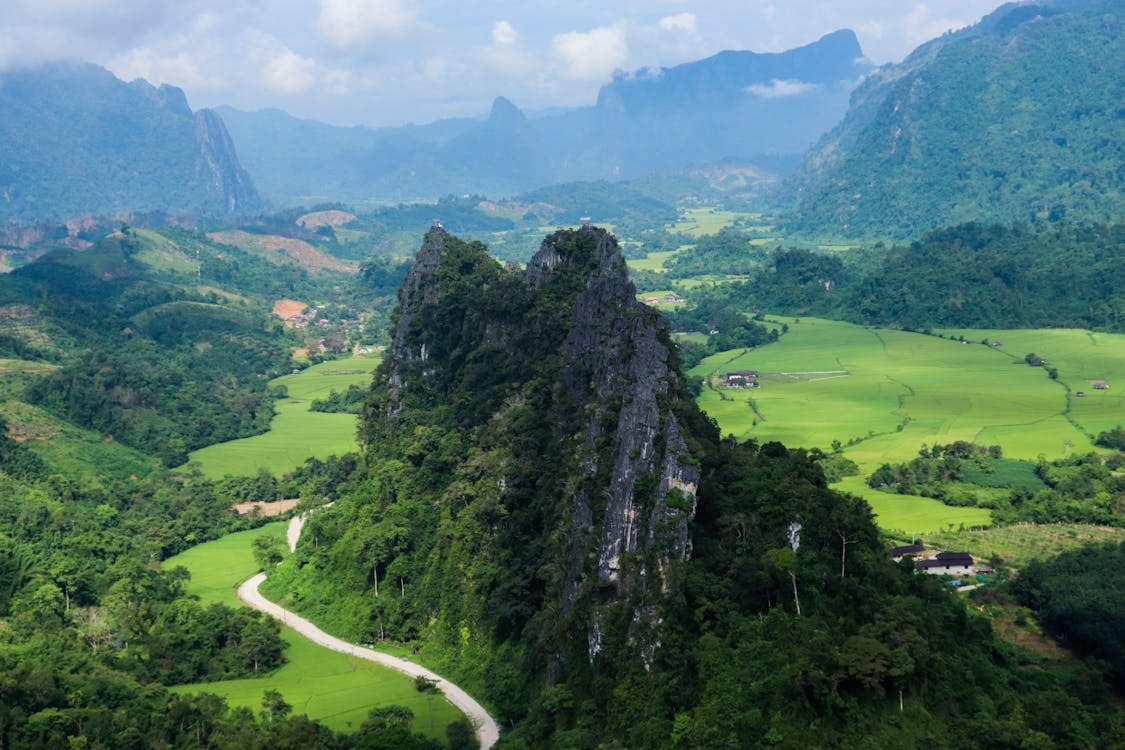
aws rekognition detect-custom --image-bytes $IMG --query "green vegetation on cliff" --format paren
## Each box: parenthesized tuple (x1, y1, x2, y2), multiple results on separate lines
(264, 227, 1124, 748)
(785, 2, 1125, 238)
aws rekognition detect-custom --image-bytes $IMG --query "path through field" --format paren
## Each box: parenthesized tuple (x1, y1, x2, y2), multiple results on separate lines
(238, 512, 501, 750)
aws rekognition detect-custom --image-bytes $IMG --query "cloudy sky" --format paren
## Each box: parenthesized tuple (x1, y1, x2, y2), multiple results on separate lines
(1, 0, 1005, 126)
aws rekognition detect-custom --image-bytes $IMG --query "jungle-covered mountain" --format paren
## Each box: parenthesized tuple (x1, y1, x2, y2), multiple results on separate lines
(783, 0, 1125, 239)
(217, 31, 872, 206)
(0, 62, 262, 222)
(670, 221, 1125, 334)
(262, 226, 1122, 748)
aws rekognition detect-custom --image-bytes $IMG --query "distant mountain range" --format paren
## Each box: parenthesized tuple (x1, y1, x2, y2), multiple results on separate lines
(784, 0, 1125, 239)
(218, 30, 873, 207)
(0, 62, 262, 223)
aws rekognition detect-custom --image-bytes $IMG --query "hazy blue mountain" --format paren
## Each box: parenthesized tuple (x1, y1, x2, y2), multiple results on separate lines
(784, 0, 1125, 239)
(216, 31, 872, 207)
(543, 29, 874, 180)
(0, 62, 261, 222)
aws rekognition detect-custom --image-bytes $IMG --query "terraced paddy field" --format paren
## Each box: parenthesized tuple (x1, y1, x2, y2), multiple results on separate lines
(165, 523, 461, 739)
(187, 356, 380, 478)
(690, 319, 1125, 533)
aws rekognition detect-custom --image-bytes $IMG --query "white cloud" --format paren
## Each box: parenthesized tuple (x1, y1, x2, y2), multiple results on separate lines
(324, 68, 351, 94)
(317, 0, 414, 49)
(658, 13, 697, 34)
(551, 24, 628, 81)
(110, 47, 222, 91)
(899, 3, 973, 48)
(492, 20, 518, 47)
(745, 78, 822, 98)
(422, 55, 448, 82)
(263, 46, 319, 93)
(243, 30, 321, 94)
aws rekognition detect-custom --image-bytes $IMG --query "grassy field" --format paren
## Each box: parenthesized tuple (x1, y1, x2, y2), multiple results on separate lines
(690, 318, 1116, 464)
(834, 477, 992, 533)
(667, 208, 754, 237)
(922, 523, 1125, 570)
(165, 523, 462, 739)
(186, 356, 380, 478)
(689, 319, 1125, 533)
(937, 328, 1125, 439)
(165, 523, 288, 606)
(627, 247, 688, 273)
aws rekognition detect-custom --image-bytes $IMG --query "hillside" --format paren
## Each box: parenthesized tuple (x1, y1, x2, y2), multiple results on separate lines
(784, 0, 1125, 238)
(260, 225, 1119, 748)
(0, 62, 262, 222)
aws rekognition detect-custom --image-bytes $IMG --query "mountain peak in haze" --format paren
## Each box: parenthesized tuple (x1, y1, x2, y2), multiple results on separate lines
(488, 96, 526, 127)
(216, 30, 874, 205)
(0, 63, 261, 222)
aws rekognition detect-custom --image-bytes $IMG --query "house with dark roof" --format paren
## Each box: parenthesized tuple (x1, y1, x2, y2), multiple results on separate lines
(918, 551, 974, 576)
(725, 370, 760, 387)
(891, 544, 925, 562)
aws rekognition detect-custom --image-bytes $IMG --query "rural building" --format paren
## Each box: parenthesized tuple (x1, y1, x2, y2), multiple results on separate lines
(725, 370, 760, 387)
(891, 544, 925, 562)
(917, 551, 974, 576)
(662, 293, 686, 304)
(1092, 380, 1109, 390)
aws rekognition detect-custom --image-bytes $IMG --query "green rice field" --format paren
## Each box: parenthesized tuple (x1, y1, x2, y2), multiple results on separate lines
(627, 248, 686, 272)
(186, 356, 380, 478)
(165, 523, 287, 606)
(667, 208, 755, 237)
(690, 318, 1125, 533)
(165, 522, 461, 738)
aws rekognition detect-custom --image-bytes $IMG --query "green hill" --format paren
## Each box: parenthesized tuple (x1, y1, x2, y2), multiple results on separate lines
(785, 0, 1125, 239)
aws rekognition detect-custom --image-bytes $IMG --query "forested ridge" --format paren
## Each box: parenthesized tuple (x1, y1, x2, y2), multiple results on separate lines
(674, 222, 1125, 333)
(263, 227, 1125, 748)
(784, 0, 1125, 239)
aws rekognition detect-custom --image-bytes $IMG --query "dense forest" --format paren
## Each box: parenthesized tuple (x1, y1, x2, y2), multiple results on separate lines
(1014, 542, 1125, 690)
(261, 228, 1125, 748)
(784, 1, 1125, 238)
(673, 222, 1125, 333)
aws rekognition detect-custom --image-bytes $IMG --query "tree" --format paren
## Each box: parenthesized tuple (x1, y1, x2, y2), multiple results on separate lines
(252, 534, 286, 571)
(763, 547, 801, 616)
(260, 689, 292, 724)
(447, 719, 476, 750)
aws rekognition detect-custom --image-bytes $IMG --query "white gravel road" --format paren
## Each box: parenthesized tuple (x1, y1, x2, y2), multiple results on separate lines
(236, 511, 501, 749)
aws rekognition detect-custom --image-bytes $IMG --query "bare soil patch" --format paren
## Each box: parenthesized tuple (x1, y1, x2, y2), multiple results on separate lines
(296, 210, 357, 229)
(272, 299, 308, 319)
(208, 230, 357, 273)
(231, 498, 301, 517)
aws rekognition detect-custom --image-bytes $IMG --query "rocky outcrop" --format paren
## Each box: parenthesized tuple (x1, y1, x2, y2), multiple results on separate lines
(194, 108, 262, 215)
(369, 224, 702, 678)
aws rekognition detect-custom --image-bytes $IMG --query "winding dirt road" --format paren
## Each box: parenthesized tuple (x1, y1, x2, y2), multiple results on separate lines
(237, 512, 501, 749)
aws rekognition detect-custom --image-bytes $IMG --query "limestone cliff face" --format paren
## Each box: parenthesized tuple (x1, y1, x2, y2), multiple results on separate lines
(194, 108, 263, 215)
(527, 228, 697, 598)
(368, 225, 702, 676)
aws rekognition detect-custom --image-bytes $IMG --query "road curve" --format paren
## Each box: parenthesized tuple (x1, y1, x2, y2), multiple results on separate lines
(238, 509, 501, 749)
(238, 574, 501, 748)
